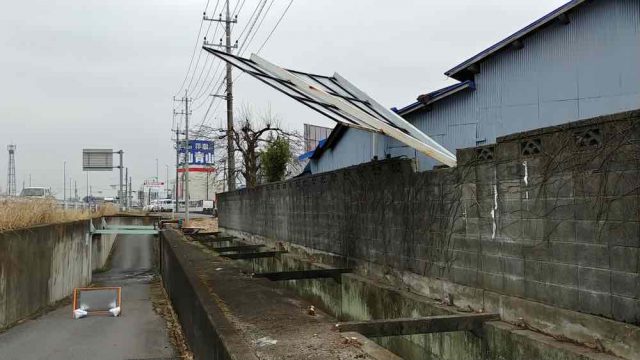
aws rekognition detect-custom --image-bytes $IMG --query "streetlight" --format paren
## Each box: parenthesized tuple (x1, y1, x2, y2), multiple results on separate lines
(63, 161, 67, 209)
(165, 164, 169, 194)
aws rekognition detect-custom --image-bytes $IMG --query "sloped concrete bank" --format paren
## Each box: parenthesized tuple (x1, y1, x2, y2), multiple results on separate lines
(0, 215, 148, 331)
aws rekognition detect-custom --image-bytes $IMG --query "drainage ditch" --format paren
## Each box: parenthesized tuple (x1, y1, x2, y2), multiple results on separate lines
(236, 253, 482, 360)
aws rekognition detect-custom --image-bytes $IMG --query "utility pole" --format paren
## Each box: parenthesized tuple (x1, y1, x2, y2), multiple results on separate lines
(115, 150, 124, 209)
(63, 161, 66, 209)
(129, 176, 132, 208)
(184, 90, 190, 223)
(204, 0, 237, 191)
(165, 164, 169, 194)
(174, 125, 180, 213)
(125, 167, 129, 210)
(86, 171, 89, 201)
(174, 91, 192, 222)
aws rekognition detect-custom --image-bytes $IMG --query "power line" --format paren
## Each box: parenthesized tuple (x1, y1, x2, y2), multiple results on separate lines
(174, 0, 211, 97)
(193, 70, 226, 109)
(195, 0, 294, 135)
(190, 0, 247, 97)
(256, 0, 293, 53)
(191, 0, 261, 101)
(192, 0, 270, 116)
(185, 0, 223, 94)
(238, 0, 275, 55)
(236, 0, 265, 41)
(226, 0, 294, 90)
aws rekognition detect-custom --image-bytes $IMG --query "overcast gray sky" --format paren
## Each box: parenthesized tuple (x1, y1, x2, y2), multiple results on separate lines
(0, 0, 567, 198)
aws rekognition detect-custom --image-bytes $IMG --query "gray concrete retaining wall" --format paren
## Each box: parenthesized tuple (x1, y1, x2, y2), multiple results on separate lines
(219, 110, 640, 358)
(160, 230, 253, 360)
(90, 216, 148, 271)
(0, 220, 91, 330)
(0, 216, 135, 331)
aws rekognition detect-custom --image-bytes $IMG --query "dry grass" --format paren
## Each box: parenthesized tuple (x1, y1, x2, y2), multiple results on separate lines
(185, 217, 218, 232)
(0, 199, 118, 232)
(150, 279, 194, 359)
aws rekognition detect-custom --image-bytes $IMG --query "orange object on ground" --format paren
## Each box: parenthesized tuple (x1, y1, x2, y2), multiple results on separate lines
(72, 287, 122, 318)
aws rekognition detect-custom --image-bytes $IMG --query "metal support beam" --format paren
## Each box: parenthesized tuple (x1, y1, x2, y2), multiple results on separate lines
(196, 238, 235, 245)
(92, 229, 159, 235)
(211, 236, 236, 242)
(105, 225, 155, 230)
(190, 231, 222, 238)
(335, 313, 500, 337)
(223, 251, 287, 260)
(253, 268, 352, 281)
(213, 244, 265, 253)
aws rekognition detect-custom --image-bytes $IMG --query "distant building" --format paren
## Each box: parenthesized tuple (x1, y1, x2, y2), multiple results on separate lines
(304, 124, 332, 152)
(298, 123, 333, 166)
(177, 139, 218, 202)
(307, 0, 640, 173)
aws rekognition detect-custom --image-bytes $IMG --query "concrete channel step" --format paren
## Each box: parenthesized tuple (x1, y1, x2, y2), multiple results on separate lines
(222, 250, 288, 260)
(253, 268, 353, 281)
(336, 313, 500, 337)
(213, 244, 266, 253)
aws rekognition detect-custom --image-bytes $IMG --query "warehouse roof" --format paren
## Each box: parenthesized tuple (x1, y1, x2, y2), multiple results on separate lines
(392, 80, 475, 116)
(445, 0, 586, 81)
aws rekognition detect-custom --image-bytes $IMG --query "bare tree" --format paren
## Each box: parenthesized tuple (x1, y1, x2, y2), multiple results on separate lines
(196, 108, 303, 189)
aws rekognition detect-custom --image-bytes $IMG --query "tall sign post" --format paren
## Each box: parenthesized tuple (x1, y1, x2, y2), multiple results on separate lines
(82, 148, 124, 209)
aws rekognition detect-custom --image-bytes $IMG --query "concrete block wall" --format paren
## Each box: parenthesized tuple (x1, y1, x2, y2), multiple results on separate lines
(219, 109, 640, 326)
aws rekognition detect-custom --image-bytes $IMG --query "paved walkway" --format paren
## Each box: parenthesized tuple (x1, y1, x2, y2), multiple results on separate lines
(0, 234, 176, 360)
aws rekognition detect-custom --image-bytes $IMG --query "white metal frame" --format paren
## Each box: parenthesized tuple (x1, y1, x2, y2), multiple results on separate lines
(204, 47, 457, 167)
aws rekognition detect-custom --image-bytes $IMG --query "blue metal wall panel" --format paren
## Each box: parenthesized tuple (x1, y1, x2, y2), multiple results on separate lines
(310, 0, 640, 174)
(311, 128, 386, 174)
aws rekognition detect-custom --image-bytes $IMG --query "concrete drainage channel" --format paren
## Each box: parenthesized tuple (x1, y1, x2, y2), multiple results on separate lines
(182, 230, 625, 360)
(240, 251, 494, 360)
(160, 230, 406, 360)
(157, 229, 632, 359)
(171, 232, 464, 359)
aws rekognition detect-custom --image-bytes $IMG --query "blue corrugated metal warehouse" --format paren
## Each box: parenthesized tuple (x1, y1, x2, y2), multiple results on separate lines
(308, 0, 640, 173)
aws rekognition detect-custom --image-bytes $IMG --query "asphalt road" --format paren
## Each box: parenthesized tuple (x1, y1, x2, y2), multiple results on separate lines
(0, 234, 176, 360)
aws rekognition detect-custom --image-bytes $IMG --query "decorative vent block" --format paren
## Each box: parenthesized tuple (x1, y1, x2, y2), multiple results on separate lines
(521, 139, 542, 156)
(476, 147, 495, 161)
(575, 128, 602, 148)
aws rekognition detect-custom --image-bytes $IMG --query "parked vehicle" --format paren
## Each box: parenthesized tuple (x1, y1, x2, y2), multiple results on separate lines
(158, 199, 174, 212)
(19, 187, 53, 199)
(177, 200, 201, 213)
(201, 200, 217, 216)
(143, 200, 157, 212)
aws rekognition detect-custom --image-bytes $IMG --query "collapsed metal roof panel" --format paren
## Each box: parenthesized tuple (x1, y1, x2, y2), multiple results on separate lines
(204, 47, 457, 167)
